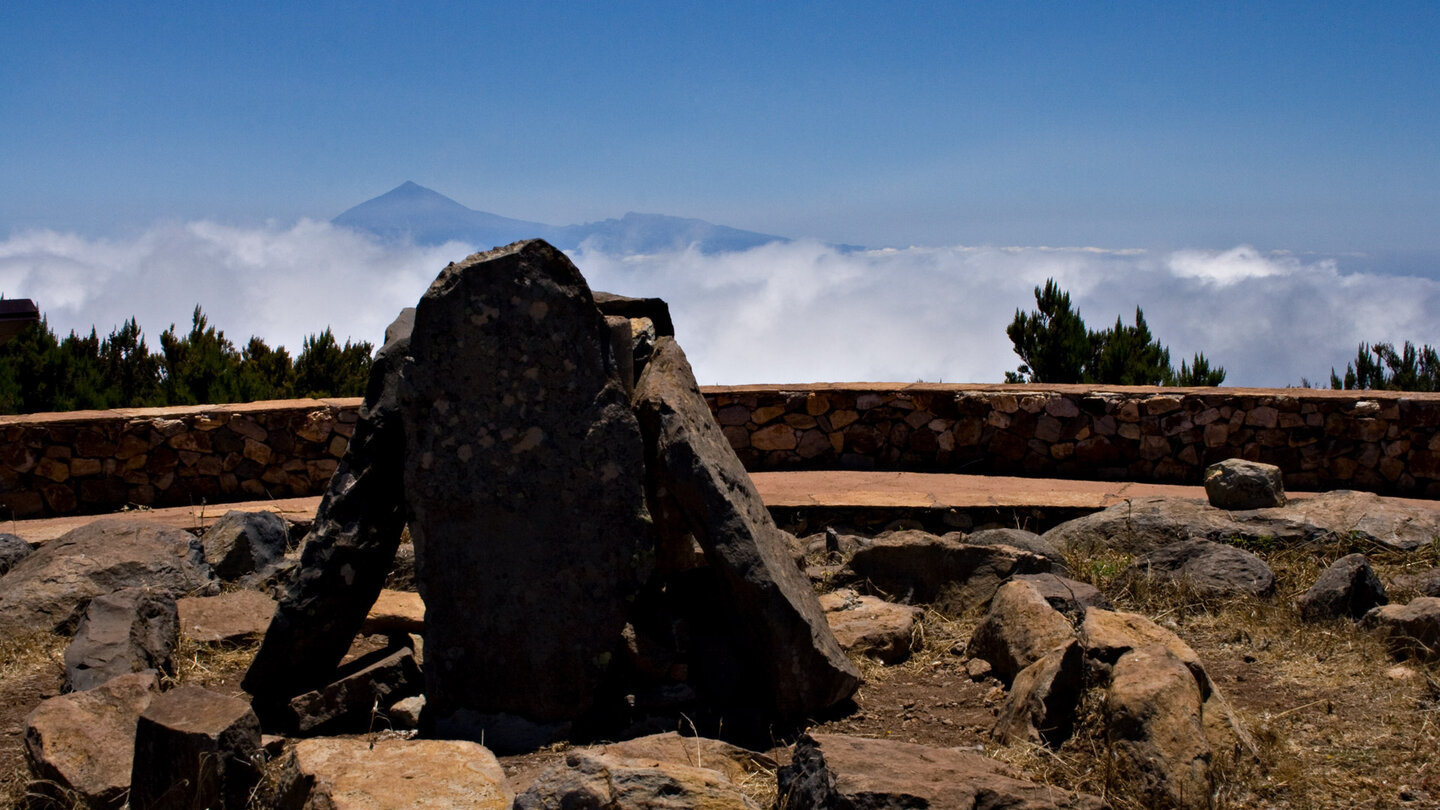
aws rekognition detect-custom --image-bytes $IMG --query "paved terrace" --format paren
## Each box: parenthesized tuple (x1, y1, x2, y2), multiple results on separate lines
(11, 470, 1440, 546)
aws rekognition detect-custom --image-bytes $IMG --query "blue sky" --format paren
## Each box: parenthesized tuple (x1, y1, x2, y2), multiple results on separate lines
(5, 2, 1437, 254)
(3, 3, 1439, 386)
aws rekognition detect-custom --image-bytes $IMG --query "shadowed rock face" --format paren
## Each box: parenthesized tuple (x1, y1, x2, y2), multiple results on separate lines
(402, 240, 654, 741)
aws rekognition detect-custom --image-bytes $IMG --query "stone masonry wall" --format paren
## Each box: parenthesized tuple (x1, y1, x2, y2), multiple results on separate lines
(2, 385, 1438, 518)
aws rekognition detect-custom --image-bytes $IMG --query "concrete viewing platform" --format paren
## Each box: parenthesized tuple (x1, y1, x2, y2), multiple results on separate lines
(8, 471, 1439, 546)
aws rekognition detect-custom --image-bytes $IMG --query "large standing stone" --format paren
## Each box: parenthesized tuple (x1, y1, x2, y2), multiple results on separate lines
(64, 587, 178, 692)
(0, 520, 214, 636)
(129, 685, 262, 810)
(242, 333, 411, 711)
(403, 240, 654, 744)
(633, 336, 859, 721)
(24, 671, 158, 809)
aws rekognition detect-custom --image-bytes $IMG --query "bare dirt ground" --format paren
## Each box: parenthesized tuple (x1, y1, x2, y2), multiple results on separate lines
(4, 537, 1440, 809)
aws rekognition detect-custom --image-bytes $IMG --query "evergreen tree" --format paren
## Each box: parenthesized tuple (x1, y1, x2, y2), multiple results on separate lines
(1171, 352, 1227, 386)
(235, 337, 295, 401)
(158, 306, 242, 405)
(294, 328, 373, 398)
(99, 318, 162, 407)
(1331, 341, 1440, 392)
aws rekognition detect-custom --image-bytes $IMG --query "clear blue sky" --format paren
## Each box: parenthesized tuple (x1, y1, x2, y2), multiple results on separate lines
(3, 1, 1438, 259)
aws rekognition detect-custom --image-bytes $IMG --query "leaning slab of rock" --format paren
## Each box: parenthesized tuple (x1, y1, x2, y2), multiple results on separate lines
(1363, 597, 1440, 660)
(64, 587, 178, 692)
(1204, 458, 1286, 510)
(516, 749, 756, 810)
(178, 589, 278, 643)
(1105, 646, 1213, 810)
(243, 333, 411, 711)
(779, 732, 1105, 810)
(1297, 553, 1387, 622)
(201, 510, 290, 582)
(274, 737, 512, 810)
(0, 531, 33, 575)
(404, 241, 654, 746)
(847, 530, 1051, 615)
(634, 336, 859, 720)
(287, 646, 421, 735)
(818, 588, 921, 664)
(994, 639, 1085, 747)
(0, 520, 215, 636)
(1081, 608, 1209, 698)
(1121, 539, 1275, 598)
(24, 671, 158, 809)
(966, 579, 1076, 683)
(130, 685, 262, 810)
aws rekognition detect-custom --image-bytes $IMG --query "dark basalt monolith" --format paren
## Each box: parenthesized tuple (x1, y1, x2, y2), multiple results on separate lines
(402, 240, 654, 746)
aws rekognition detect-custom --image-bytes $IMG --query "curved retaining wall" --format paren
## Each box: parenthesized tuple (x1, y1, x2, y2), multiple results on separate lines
(2, 384, 1438, 518)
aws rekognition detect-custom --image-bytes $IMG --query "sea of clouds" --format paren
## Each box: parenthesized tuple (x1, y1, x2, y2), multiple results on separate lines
(2, 219, 1436, 388)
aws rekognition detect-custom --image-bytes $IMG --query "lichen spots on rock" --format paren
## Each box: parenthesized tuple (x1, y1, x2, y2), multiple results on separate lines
(511, 427, 545, 455)
(529, 301, 549, 321)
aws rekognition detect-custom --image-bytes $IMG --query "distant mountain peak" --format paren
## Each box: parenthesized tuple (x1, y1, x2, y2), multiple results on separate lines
(333, 183, 787, 254)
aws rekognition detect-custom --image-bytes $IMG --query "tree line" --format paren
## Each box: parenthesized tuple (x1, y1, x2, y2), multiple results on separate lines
(0, 306, 372, 415)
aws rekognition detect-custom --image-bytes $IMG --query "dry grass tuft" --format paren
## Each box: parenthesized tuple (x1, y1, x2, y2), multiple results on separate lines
(0, 632, 68, 808)
(167, 635, 264, 692)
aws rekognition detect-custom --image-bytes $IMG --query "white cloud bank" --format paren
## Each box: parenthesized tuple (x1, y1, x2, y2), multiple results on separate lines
(3, 220, 1436, 388)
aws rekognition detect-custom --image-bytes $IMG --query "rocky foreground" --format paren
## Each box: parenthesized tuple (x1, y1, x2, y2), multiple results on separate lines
(2, 241, 1439, 809)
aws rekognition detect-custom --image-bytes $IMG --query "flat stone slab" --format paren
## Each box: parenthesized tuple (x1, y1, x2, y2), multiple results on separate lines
(178, 590, 278, 643)
(361, 589, 425, 636)
(275, 737, 512, 809)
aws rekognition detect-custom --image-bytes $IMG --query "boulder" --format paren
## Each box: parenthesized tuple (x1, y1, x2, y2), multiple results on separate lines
(274, 737, 512, 810)
(64, 587, 178, 692)
(403, 241, 654, 747)
(994, 639, 1085, 747)
(0, 531, 33, 575)
(951, 527, 1067, 568)
(242, 332, 411, 712)
(966, 579, 1077, 683)
(361, 588, 426, 636)
(847, 530, 1051, 615)
(778, 732, 1105, 810)
(387, 695, 426, 730)
(818, 588, 921, 664)
(1362, 597, 1440, 661)
(1012, 572, 1112, 617)
(1204, 458, 1286, 510)
(596, 732, 776, 786)
(1081, 608, 1210, 698)
(1105, 646, 1212, 810)
(1393, 568, 1440, 598)
(129, 685, 262, 810)
(516, 749, 756, 810)
(24, 672, 158, 809)
(287, 645, 421, 735)
(201, 510, 290, 581)
(1297, 553, 1387, 622)
(1045, 491, 1440, 555)
(1122, 539, 1275, 598)
(177, 589, 277, 643)
(634, 336, 859, 725)
(0, 520, 215, 636)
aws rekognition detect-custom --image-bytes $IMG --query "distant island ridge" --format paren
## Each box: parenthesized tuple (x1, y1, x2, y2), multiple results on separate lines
(333, 181, 791, 254)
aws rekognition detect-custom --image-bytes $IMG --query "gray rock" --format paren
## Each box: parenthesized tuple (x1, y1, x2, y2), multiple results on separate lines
(0, 531, 33, 576)
(847, 530, 1051, 615)
(950, 527, 1066, 568)
(1105, 646, 1213, 810)
(1013, 572, 1112, 617)
(1045, 491, 1440, 556)
(778, 732, 1105, 810)
(0, 520, 215, 636)
(201, 510, 290, 581)
(1363, 597, 1440, 661)
(634, 336, 859, 724)
(994, 639, 1085, 747)
(593, 290, 675, 336)
(129, 685, 262, 810)
(1122, 539, 1275, 598)
(274, 737, 511, 810)
(403, 240, 653, 745)
(242, 332, 410, 714)
(24, 671, 158, 810)
(1297, 553, 1387, 622)
(516, 749, 756, 810)
(818, 588, 921, 664)
(287, 645, 421, 735)
(383, 306, 415, 345)
(1204, 458, 1287, 510)
(64, 587, 178, 692)
(965, 579, 1076, 684)
(1080, 608, 1210, 699)
(1392, 568, 1440, 598)
(386, 694, 425, 730)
